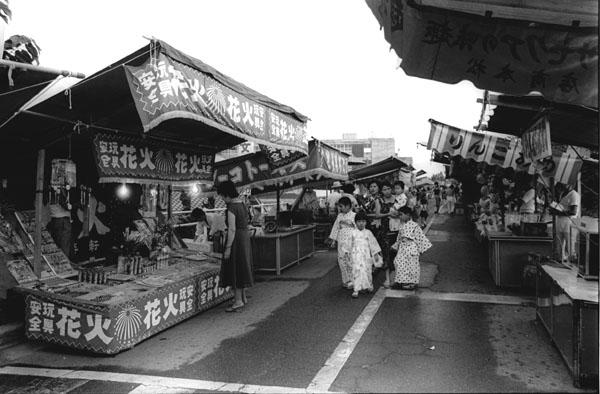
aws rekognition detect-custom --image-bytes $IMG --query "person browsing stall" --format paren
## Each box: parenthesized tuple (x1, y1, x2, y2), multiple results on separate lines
(217, 181, 253, 312)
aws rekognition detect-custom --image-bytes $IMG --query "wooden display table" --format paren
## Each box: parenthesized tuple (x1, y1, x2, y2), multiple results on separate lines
(18, 257, 233, 354)
(536, 264, 598, 388)
(251, 225, 315, 275)
(485, 229, 552, 287)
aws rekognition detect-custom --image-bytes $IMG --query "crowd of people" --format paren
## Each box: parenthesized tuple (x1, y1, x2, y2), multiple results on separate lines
(326, 180, 437, 297)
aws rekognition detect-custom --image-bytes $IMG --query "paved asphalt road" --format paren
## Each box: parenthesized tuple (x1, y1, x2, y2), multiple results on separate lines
(0, 214, 592, 393)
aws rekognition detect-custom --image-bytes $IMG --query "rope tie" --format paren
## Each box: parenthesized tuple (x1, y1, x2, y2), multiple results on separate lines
(64, 88, 72, 109)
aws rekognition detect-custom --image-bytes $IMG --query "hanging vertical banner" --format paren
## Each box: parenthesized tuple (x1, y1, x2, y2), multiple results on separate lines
(521, 116, 552, 162)
(366, 0, 598, 107)
(427, 119, 582, 186)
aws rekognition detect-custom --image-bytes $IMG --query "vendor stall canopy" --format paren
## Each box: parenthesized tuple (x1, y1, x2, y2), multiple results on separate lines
(485, 93, 599, 149)
(0, 39, 309, 154)
(214, 139, 350, 194)
(365, 0, 598, 107)
(348, 156, 409, 182)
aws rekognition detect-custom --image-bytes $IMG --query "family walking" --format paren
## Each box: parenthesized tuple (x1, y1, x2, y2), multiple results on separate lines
(327, 181, 432, 297)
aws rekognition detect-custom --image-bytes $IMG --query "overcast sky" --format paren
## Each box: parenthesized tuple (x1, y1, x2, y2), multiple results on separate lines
(7, 0, 483, 174)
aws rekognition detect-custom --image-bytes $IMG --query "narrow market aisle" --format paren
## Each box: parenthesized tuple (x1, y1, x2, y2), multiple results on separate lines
(422, 213, 518, 295)
(329, 296, 584, 393)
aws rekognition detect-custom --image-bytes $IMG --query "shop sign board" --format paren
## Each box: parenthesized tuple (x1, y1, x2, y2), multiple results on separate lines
(93, 133, 214, 184)
(214, 140, 348, 190)
(367, 0, 598, 107)
(24, 269, 232, 354)
(521, 117, 552, 162)
(125, 53, 308, 154)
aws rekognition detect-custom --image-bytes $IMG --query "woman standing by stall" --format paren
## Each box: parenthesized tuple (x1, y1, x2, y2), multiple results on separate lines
(217, 181, 253, 312)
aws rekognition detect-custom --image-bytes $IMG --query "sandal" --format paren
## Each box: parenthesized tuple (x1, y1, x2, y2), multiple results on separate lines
(351, 291, 359, 298)
(225, 303, 244, 312)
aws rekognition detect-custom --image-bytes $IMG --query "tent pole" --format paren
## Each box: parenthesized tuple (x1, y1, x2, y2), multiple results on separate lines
(34, 149, 45, 277)
(0, 59, 85, 78)
(276, 184, 281, 218)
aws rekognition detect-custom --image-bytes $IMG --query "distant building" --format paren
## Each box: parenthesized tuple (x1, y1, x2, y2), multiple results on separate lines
(323, 134, 395, 168)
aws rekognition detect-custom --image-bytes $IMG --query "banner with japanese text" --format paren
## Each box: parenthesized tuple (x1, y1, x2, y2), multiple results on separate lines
(366, 0, 598, 107)
(521, 116, 552, 162)
(214, 140, 349, 191)
(214, 152, 272, 190)
(124, 53, 308, 154)
(93, 133, 215, 185)
(260, 144, 306, 170)
(427, 119, 582, 185)
(24, 269, 232, 354)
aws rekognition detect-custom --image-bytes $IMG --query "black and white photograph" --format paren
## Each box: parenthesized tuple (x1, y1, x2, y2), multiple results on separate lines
(0, 1, 597, 393)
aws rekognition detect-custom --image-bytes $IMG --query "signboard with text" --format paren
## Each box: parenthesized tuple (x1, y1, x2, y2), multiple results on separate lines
(125, 53, 308, 154)
(24, 269, 232, 354)
(93, 133, 214, 184)
(367, 0, 598, 107)
(214, 140, 349, 191)
(521, 116, 552, 162)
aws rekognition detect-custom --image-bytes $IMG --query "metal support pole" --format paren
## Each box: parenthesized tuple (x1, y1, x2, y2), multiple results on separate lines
(276, 184, 281, 218)
(34, 149, 45, 277)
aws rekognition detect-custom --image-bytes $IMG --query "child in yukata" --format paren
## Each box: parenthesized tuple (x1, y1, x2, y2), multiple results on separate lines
(389, 181, 407, 232)
(392, 206, 432, 290)
(327, 197, 356, 289)
(349, 211, 381, 298)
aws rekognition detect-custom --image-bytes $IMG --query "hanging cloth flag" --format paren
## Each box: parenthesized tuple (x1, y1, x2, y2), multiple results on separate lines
(365, 0, 598, 107)
(427, 119, 582, 186)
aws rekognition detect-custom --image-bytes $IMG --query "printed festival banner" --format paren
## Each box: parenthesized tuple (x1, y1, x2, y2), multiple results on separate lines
(427, 119, 582, 185)
(24, 270, 232, 354)
(124, 53, 308, 154)
(214, 140, 349, 191)
(366, 0, 598, 107)
(93, 133, 215, 185)
(521, 116, 552, 162)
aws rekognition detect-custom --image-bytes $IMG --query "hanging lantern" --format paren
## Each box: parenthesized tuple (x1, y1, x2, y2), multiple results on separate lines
(50, 159, 77, 189)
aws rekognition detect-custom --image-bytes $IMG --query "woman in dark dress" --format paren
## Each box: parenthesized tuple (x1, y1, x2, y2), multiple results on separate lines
(217, 181, 253, 312)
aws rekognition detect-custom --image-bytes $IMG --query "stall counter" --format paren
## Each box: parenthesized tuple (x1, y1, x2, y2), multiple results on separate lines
(485, 229, 553, 288)
(19, 257, 233, 354)
(536, 263, 598, 388)
(251, 225, 315, 275)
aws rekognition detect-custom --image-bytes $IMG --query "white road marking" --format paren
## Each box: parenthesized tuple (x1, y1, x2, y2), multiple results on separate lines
(307, 287, 387, 393)
(128, 385, 195, 394)
(0, 366, 312, 393)
(386, 289, 534, 306)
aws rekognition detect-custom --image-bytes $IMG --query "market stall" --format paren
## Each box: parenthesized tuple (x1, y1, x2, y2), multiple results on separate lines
(0, 39, 309, 353)
(427, 119, 587, 286)
(214, 139, 349, 274)
(348, 156, 409, 185)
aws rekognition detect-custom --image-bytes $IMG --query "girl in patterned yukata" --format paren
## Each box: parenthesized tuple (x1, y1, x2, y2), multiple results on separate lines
(327, 196, 356, 289)
(349, 211, 381, 298)
(392, 206, 432, 290)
